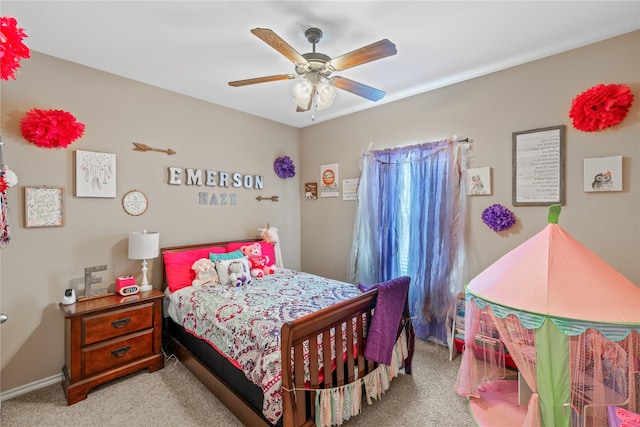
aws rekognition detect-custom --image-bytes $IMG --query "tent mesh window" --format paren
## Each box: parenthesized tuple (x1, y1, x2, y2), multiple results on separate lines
(570, 329, 639, 427)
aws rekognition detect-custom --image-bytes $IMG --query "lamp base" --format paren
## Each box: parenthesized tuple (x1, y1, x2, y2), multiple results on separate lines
(138, 283, 153, 292)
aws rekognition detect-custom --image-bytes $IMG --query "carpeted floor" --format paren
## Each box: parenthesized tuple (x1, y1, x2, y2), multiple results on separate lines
(1, 339, 477, 426)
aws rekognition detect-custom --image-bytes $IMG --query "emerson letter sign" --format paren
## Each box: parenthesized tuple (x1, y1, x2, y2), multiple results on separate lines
(168, 167, 264, 206)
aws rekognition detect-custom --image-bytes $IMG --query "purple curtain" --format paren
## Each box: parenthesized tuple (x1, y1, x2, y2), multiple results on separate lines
(349, 140, 467, 342)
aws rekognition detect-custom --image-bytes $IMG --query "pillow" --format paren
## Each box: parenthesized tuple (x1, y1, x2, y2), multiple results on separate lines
(215, 256, 251, 286)
(164, 246, 226, 293)
(226, 241, 276, 267)
(209, 249, 243, 262)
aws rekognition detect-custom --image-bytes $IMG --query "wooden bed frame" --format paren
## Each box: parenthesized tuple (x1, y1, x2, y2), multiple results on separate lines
(161, 240, 415, 427)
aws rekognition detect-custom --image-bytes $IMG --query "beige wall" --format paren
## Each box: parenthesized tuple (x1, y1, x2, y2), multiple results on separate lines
(1, 30, 639, 395)
(0, 52, 301, 392)
(299, 31, 640, 287)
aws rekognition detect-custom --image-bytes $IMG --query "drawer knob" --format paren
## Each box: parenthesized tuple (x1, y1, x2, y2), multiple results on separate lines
(111, 318, 131, 329)
(111, 346, 131, 357)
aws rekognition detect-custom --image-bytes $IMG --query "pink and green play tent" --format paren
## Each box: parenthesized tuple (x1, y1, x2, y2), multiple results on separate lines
(455, 206, 640, 426)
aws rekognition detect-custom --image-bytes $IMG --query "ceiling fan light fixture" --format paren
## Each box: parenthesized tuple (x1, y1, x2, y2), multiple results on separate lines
(292, 79, 313, 109)
(316, 80, 337, 110)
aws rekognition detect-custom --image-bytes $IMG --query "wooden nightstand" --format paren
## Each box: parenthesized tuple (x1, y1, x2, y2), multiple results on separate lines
(59, 289, 164, 405)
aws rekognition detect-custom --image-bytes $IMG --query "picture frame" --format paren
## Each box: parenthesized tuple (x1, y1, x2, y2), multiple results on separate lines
(583, 155, 623, 192)
(304, 182, 318, 200)
(466, 167, 492, 196)
(319, 163, 339, 198)
(24, 186, 64, 228)
(512, 125, 565, 206)
(75, 150, 116, 198)
(342, 178, 359, 201)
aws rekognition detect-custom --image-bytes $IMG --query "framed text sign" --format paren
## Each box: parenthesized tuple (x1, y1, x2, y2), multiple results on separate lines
(24, 186, 64, 228)
(512, 125, 565, 206)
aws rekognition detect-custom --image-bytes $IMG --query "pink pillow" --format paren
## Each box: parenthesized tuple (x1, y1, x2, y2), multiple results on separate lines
(164, 246, 226, 293)
(226, 241, 276, 267)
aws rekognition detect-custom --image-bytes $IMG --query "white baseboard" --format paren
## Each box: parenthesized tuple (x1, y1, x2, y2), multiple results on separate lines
(1, 373, 63, 402)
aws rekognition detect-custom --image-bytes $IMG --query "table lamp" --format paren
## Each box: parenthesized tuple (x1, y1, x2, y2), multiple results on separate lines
(128, 230, 159, 292)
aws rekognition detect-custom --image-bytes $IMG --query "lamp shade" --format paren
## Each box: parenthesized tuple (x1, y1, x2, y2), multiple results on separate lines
(128, 230, 159, 260)
(316, 81, 337, 110)
(292, 79, 313, 109)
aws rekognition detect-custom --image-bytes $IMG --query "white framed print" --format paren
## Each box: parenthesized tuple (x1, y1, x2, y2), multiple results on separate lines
(24, 186, 64, 228)
(75, 150, 116, 198)
(583, 155, 622, 192)
(320, 163, 339, 198)
(466, 167, 492, 195)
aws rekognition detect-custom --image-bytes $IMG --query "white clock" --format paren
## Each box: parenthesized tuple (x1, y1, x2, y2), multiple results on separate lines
(122, 190, 148, 216)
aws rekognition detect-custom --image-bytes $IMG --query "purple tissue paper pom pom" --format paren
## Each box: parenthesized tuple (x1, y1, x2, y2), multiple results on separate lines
(482, 204, 516, 232)
(274, 156, 296, 179)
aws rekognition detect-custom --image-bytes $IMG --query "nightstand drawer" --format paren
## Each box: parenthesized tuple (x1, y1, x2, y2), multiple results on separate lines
(83, 330, 154, 377)
(82, 303, 154, 345)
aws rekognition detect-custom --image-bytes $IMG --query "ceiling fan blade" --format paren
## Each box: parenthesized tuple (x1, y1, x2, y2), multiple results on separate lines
(251, 28, 307, 65)
(228, 74, 297, 87)
(331, 76, 386, 101)
(328, 39, 397, 71)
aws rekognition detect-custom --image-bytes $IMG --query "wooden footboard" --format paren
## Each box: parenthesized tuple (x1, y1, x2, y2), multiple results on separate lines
(280, 288, 415, 427)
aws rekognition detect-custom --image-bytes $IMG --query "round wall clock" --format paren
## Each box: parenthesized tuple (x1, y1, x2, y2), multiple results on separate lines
(122, 190, 148, 216)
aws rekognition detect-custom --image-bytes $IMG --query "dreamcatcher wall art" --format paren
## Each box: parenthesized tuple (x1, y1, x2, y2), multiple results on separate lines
(75, 150, 116, 198)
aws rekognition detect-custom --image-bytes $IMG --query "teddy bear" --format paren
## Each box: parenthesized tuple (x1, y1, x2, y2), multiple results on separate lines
(227, 259, 251, 287)
(240, 242, 275, 278)
(191, 258, 218, 287)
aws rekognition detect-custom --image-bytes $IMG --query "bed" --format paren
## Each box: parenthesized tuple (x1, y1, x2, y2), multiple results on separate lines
(161, 239, 415, 427)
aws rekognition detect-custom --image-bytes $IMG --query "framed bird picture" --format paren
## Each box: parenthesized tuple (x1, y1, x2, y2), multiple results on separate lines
(583, 155, 623, 192)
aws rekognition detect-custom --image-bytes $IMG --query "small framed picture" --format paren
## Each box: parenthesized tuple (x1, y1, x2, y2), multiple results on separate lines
(24, 186, 64, 228)
(583, 155, 622, 192)
(75, 150, 116, 198)
(466, 167, 491, 195)
(304, 182, 317, 200)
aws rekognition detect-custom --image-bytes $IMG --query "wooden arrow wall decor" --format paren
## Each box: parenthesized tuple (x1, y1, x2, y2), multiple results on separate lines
(132, 142, 176, 155)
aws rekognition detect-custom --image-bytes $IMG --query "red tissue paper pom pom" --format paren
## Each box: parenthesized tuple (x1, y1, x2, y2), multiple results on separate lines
(20, 108, 86, 149)
(0, 16, 30, 81)
(569, 84, 634, 132)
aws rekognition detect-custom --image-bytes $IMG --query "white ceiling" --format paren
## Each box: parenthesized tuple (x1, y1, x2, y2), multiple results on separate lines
(3, 1, 640, 128)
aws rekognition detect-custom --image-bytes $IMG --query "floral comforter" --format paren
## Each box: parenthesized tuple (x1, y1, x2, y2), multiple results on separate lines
(166, 268, 362, 424)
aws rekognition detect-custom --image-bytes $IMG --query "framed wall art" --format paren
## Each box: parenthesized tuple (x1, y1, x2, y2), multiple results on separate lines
(512, 125, 565, 206)
(122, 189, 149, 215)
(342, 178, 359, 201)
(320, 163, 339, 198)
(583, 155, 623, 192)
(24, 186, 64, 228)
(304, 182, 318, 200)
(466, 167, 492, 195)
(75, 150, 116, 198)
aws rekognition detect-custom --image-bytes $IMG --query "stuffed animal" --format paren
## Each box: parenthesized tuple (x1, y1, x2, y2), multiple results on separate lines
(227, 259, 251, 287)
(191, 258, 218, 287)
(240, 242, 275, 278)
(259, 224, 283, 268)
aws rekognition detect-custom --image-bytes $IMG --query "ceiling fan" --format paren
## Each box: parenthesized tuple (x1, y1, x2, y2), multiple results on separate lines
(228, 27, 397, 113)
